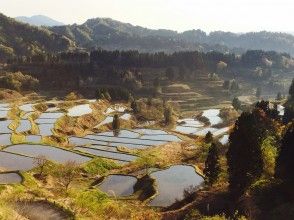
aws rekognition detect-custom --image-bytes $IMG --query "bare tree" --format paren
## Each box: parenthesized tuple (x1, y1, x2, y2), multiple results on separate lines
(55, 161, 79, 191)
(33, 155, 48, 177)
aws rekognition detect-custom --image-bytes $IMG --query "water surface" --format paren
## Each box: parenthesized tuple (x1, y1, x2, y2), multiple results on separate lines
(38, 112, 63, 119)
(68, 104, 92, 117)
(19, 103, 34, 112)
(98, 175, 137, 197)
(149, 165, 204, 207)
(16, 120, 31, 132)
(0, 172, 22, 184)
(0, 152, 35, 171)
(4, 144, 90, 164)
(0, 134, 12, 145)
(0, 120, 12, 133)
(219, 135, 229, 145)
(38, 123, 54, 136)
(75, 147, 137, 162)
(202, 109, 222, 126)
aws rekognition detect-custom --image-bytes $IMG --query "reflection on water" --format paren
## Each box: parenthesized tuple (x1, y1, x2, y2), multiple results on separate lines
(0, 172, 22, 184)
(202, 109, 222, 126)
(16, 120, 31, 132)
(98, 175, 137, 197)
(0, 152, 35, 171)
(75, 147, 138, 162)
(0, 120, 12, 133)
(149, 165, 204, 207)
(0, 134, 12, 146)
(68, 104, 92, 117)
(4, 144, 90, 164)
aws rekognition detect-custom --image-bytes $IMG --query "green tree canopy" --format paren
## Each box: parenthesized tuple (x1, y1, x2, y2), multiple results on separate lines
(227, 109, 271, 198)
(204, 142, 221, 185)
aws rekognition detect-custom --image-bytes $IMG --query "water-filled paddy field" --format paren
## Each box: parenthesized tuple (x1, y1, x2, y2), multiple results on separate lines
(0, 99, 233, 211)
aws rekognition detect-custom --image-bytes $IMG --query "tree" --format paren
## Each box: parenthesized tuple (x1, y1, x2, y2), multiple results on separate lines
(289, 78, 294, 98)
(112, 114, 120, 130)
(230, 80, 239, 92)
(55, 161, 79, 191)
(232, 97, 241, 110)
(33, 155, 48, 177)
(256, 87, 262, 99)
(131, 100, 139, 114)
(204, 143, 221, 185)
(275, 123, 294, 185)
(283, 78, 294, 124)
(164, 106, 173, 125)
(223, 80, 230, 90)
(276, 92, 282, 101)
(204, 131, 213, 143)
(166, 67, 175, 81)
(227, 110, 269, 198)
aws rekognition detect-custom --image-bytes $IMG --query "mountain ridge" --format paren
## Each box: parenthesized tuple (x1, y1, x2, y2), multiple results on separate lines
(15, 15, 64, 27)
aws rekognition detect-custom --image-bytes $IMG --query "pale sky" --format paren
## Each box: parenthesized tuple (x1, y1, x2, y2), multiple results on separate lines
(1, 0, 294, 33)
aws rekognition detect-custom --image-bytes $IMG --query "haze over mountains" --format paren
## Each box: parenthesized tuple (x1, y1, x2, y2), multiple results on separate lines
(15, 15, 64, 27)
(2, 12, 294, 59)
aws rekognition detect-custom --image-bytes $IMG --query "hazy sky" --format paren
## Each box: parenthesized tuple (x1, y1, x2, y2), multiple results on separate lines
(1, 0, 294, 33)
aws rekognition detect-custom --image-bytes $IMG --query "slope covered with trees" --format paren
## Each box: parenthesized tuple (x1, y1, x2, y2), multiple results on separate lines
(0, 13, 75, 61)
(51, 17, 294, 55)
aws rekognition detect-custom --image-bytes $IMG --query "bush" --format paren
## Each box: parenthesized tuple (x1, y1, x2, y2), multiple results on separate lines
(96, 86, 131, 101)
(0, 71, 39, 91)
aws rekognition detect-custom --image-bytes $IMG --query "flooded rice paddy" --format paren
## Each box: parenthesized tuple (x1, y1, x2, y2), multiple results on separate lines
(0, 172, 22, 184)
(4, 144, 91, 164)
(98, 175, 137, 197)
(67, 104, 92, 117)
(149, 165, 204, 207)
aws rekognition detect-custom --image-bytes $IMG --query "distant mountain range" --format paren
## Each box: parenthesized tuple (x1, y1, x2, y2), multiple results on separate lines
(15, 15, 64, 27)
(2, 13, 294, 60)
(50, 17, 294, 55)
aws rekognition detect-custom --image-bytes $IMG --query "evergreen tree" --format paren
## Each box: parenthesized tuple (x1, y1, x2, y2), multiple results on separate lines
(275, 123, 294, 185)
(166, 67, 175, 81)
(230, 79, 239, 92)
(204, 131, 213, 143)
(204, 143, 221, 185)
(112, 114, 120, 130)
(227, 109, 269, 198)
(276, 92, 282, 101)
(232, 97, 241, 110)
(131, 100, 139, 114)
(164, 106, 173, 125)
(223, 80, 230, 90)
(289, 78, 294, 98)
(283, 78, 294, 124)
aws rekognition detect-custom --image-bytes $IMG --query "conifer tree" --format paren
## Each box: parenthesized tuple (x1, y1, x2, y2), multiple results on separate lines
(204, 131, 213, 143)
(275, 123, 294, 185)
(204, 142, 221, 185)
(112, 114, 120, 130)
(227, 109, 269, 198)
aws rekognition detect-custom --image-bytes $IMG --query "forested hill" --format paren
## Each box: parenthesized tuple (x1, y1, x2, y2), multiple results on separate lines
(50, 18, 212, 53)
(50, 17, 294, 55)
(2, 12, 294, 60)
(0, 13, 75, 60)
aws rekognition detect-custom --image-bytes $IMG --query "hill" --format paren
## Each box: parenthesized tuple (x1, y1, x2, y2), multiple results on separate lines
(15, 15, 64, 27)
(0, 13, 75, 60)
(50, 18, 228, 53)
(51, 17, 294, 55)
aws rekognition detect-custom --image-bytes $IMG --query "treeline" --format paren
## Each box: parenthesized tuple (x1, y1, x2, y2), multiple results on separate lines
(7, 49, 292, 71)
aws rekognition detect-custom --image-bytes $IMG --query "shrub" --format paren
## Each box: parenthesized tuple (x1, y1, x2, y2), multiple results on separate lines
(0, 71, 39, 91)
(96, 86, 131, 101)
